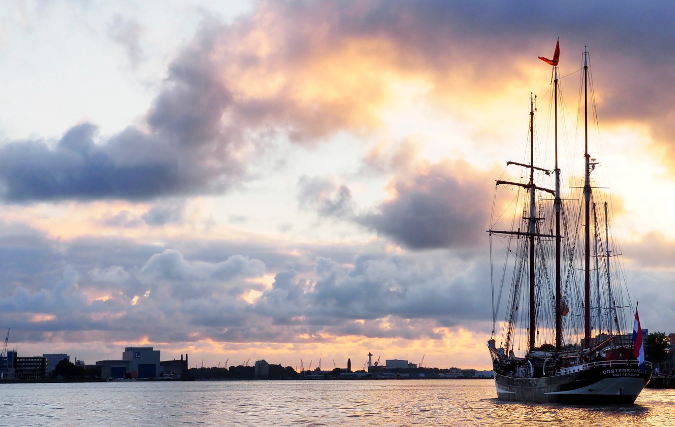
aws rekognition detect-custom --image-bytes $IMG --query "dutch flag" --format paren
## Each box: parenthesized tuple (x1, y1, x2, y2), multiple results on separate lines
(633, 307, 645, 373)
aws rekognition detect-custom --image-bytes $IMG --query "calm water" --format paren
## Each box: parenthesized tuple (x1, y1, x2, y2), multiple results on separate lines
(0, 379, 674, 426)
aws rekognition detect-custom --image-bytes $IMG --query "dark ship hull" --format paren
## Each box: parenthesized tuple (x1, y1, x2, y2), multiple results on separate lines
(495, 361, 652, 404)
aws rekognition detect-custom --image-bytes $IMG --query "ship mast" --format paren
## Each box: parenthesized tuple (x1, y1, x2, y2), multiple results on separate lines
(583, 47, 591, 349)
(554, 64, 562, 353)
(528, 93, 536, 352)
(490, 93, 556, 355)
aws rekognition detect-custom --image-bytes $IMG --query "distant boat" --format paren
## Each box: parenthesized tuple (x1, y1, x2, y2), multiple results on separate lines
(487, 43, 652, 404)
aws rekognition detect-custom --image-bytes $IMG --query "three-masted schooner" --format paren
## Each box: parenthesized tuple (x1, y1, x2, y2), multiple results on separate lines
(487, 41, 652, 404)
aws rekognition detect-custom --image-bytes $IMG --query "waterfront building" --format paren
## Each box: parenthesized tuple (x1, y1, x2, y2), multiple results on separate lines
(123, 347, 160, 378)
(0, 350, 16, 379)
(15, 355, 48, 379)
(96, 360, 131, 379)
(160, 354, 189, 379)
(255, 360, 269, 379)
(474, 370, 494, 379)
(385, 359, 408, 369)
(43, 353, 69, 375)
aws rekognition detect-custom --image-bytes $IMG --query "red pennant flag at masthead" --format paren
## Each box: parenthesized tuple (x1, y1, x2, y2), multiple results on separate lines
(539, 39, 560, 66)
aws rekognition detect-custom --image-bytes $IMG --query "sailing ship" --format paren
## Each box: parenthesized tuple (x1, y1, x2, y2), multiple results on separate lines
(487, 42, 652, 404)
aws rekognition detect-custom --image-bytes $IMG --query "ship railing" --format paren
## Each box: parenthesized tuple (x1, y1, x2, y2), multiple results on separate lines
(556, 360, 651, 376)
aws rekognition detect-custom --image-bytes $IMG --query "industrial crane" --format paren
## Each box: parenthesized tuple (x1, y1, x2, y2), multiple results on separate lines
(419, 354, 425, 368)
(225, 358, 229, 369)
(374, 356, 380, 367)
(1, 328, 8, 358)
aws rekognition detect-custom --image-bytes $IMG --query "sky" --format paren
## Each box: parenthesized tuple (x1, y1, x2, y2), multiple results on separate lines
(1, 0, 675, 370)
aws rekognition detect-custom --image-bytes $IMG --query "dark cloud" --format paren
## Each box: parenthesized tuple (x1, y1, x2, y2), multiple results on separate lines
(358, 159, 495, 250)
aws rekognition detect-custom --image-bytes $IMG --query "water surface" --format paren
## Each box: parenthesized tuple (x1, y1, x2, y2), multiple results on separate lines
(0, 379, 673, 426)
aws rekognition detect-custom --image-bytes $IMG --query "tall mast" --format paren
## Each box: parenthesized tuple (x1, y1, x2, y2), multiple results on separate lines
(604, 202, 615, 335)
(490, 93, 556, 355)
(528, 93, 536, 352)
(554, 64, 562, 353)
(593, 202, 601, 334)
(584, 47, 591, 349)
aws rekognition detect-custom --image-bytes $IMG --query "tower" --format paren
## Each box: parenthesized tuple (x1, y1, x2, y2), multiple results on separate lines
(368, 352, 372, 368)
(347, 358, 351, 372)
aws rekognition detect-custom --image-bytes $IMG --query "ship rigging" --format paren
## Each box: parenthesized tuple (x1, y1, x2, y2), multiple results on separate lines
(487, 41, 651, 404)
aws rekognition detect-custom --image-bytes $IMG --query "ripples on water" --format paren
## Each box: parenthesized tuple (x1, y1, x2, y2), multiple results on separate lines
(0, 379, 673, 426)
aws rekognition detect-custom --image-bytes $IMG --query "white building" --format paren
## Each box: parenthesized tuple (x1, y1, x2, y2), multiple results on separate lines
(475, 370, 494, 378)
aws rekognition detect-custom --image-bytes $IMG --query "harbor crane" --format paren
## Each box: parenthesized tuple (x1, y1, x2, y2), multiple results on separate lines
(374, 356, 380, 367)
(1, 328, 8, 358)
(300, 359, 304, 372)
(225, 358, 229, 369)
(244, 358, 250, 367)
(419, 354, 425, 368)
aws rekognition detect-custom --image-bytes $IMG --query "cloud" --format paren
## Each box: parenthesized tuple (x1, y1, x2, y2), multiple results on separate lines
(623, 232, 675, 269)
(141, 203, 185, 226)
(297, 176, 354, 218)
(0, 266, 86, 314)
(360, 138, 422, 176)
(139, 249, 265, 299)
(1, 218, 673, 352)
(358, 159, 496, 250)
(99, 210, 144, 228)
(0, 22, 244, 203)
(7, 0, 675, 203)
(89, 266, 131, 285)
(0, 220, 493, 345)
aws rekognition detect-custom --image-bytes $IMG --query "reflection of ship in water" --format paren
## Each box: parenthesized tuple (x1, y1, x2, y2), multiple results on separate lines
(487, 42, 651, 404)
